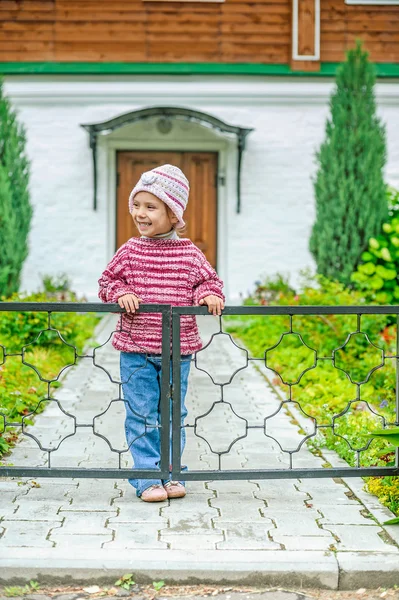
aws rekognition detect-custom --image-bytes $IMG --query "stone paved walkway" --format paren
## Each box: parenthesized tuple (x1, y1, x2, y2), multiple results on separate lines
(0, 315, 399, 589)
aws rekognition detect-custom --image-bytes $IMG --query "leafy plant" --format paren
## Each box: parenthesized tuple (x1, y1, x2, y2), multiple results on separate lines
(153, 581, 165, 591)
(366, 427, 399, 447)
(383, 516, 399, 525)
(40, 273, 72, 295)
(4, 581, 40, 597)
(115, 574, 135, 590)
(246, 273, 296, 306)
(351, 188, 399, 303)
(4, 586, 28, 597)
(309, 41, 388, 285)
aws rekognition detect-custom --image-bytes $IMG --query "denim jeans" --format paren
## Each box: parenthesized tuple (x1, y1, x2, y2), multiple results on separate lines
(120, 351, 192, 496)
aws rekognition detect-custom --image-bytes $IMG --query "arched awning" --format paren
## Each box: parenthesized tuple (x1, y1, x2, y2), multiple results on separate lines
(81, 106, 253, 212)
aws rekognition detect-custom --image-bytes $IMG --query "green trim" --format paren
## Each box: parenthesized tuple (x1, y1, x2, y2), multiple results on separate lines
(0, 62, 398, 77)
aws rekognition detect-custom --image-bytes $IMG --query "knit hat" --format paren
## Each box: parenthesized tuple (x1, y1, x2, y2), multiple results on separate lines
(128, 164, 189, 229)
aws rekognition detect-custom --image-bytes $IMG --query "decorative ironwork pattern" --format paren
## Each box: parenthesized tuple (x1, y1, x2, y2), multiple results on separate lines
(0, 302, 398, 482)
(171, 305, 399, 482)
(0, 303, 171, 479)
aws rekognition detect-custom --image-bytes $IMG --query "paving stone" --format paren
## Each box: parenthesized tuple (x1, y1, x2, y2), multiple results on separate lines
(107, 522, 167, 548)
(166, 511, 218, 534)
(65, 481, 121, 509)
(161, 498, 218, 514)
(210, 498, 267, 522)
(0, 481, 31, 493)
(24, 478, 79, 488)
(0, 503, 20, 520)
(318, 504, 374, 525)
(326, 524, 398, 552)
(206, 480, 259, 494)
(9, 501, 63, 521)
(50, 533, 113, 548)
(263, 497, 310, 509)
(160, 532, 224, 549)
(0, 520, 59, 547)
(272, 535, 335, 551)
(301, 488, 361, 505)
(109, 503, 167, 524)
(250, 480, 303, 498)
(269, 510, 331, 537)
(184, 481, 216, 494)
(216, 521, 280, 550)
(55, 511, 116, 534)
(22, 485, 73, 503)
(1, 447, 47, 466)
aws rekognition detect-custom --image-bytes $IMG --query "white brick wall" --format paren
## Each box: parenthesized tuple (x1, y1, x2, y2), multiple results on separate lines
(4, 76, 399, 303)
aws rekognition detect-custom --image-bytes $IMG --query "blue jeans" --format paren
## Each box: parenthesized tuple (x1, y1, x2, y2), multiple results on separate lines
(120, 351, 192, 496)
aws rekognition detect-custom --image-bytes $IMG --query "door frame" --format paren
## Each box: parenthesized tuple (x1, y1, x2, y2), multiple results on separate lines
(99, 136, 233, 300)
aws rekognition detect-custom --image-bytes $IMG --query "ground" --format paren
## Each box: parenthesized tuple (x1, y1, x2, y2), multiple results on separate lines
(0, 584, 398, 600)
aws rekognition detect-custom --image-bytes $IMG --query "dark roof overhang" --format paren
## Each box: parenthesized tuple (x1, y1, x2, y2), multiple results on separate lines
(81, 106, 254, 212)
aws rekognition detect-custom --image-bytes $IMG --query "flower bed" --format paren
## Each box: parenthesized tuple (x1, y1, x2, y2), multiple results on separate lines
(224, 273, 398, 516)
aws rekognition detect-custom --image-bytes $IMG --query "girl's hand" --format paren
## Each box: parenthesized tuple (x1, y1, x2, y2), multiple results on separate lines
(199, 295, 225, 316)
(118, 293, 142, 314)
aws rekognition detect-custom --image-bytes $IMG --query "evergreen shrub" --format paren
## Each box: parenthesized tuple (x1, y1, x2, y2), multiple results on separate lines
(309, 41, 387, 285)
(0, 78, 32, 296)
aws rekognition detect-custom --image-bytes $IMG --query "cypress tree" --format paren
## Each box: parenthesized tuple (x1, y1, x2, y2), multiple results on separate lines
(0, 78, 32, 296)
(309, 40, 387, 285)
(0, 162, 17, 294)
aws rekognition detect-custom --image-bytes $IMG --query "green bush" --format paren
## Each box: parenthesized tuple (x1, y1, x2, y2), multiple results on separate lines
(351, 187, 399, 303)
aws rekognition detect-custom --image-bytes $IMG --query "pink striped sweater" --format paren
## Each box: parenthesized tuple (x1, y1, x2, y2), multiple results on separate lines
(98, 237, 225, 355)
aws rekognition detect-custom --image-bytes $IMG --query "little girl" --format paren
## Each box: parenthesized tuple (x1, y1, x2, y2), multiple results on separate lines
(98, 164, 224, 502)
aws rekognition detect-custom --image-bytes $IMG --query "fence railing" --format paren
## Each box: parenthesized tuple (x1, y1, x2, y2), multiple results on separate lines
(0, 302, 398, 481)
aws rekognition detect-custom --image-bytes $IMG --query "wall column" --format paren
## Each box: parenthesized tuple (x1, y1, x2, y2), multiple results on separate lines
(291, 0, 320, 72)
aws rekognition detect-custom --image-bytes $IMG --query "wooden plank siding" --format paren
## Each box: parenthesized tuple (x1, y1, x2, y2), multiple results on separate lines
(321, 1, 399, 63)
(0, 0, 398, 65)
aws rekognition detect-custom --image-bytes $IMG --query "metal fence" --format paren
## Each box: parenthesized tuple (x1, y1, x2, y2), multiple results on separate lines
(0, 302, 398, 481)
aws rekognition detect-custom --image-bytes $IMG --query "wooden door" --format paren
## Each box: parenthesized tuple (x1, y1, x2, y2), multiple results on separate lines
(116, 151, 218, 268)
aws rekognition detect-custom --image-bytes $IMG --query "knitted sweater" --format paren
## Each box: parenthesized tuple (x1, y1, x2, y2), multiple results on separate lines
(98, 237, 225, 355)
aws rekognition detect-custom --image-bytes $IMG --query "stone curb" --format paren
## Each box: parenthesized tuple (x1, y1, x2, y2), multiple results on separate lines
(0, 549, 338, 588)
(1, 548, 399, 590)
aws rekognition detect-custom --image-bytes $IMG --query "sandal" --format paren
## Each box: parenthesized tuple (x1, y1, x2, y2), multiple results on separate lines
(164, 481, 186, 499)
(140, 484, 168, 502)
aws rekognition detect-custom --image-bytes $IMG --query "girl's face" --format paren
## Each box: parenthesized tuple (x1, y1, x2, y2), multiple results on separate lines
(131, 191, 178, 237)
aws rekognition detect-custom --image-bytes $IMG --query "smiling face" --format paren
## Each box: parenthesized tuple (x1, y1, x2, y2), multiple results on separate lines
(131, 191, 178, 237)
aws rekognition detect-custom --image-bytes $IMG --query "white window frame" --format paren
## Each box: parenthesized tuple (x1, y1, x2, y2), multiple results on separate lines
(292, 0, 320, 61)
(345, 1, 399, 4)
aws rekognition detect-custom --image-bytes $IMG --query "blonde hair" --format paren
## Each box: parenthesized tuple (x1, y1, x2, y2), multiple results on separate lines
(166, 206, 187, 236)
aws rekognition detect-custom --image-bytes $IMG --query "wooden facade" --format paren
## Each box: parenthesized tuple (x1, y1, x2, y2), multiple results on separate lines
(0, 0, 398, 67)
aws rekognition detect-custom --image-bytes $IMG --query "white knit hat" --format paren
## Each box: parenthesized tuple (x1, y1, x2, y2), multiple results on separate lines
(128, 164, 189, 229)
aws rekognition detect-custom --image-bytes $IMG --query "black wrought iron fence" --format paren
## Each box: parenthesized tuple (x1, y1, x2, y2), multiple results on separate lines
(0, 302, 398, 481)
